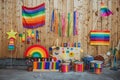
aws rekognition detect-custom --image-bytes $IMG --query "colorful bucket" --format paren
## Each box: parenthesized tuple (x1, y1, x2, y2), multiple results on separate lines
(90, 60, 103, 74)
(74, 62, 84, 72)
(95, 68, 102, 74)
(90, 60, 103, 68)
(33, 61, 38, 69)
(52, 62, 59, 70)
(61, 63, 69, 72)
(94, 62, 103, 68)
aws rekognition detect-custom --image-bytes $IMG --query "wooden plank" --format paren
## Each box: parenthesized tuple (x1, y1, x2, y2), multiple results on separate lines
(111, 0, 118, 48)
(117, 0, 120, 59)
(82, 0, 89, 56)
(108, 0, 112, 50)
(91, 0, 98, 56)
(0, 0, 120, 59)
(16, 0, 23, 58)
(87, 0, 93, 56)
(12, 0, 17, 58)
(4, 0, 10, 58)
(44, 0, 50, 49)
(46, 0, 54, 48)
(118, 0, 120, 42)
(0, 0, 3, 58)
(116, 0, 120, 41)
(39, 0, 46, 47)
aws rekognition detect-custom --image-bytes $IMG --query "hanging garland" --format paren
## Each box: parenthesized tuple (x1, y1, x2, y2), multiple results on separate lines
(50, 9, 79, 37)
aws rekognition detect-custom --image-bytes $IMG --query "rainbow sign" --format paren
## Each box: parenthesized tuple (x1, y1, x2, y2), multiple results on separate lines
(24, 45, 49, 58)
(22, 3, 45, 29)
(90, 30, 110, 45)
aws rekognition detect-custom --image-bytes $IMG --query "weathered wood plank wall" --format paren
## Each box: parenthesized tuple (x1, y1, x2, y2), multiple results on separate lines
(0, 0, 120, 59)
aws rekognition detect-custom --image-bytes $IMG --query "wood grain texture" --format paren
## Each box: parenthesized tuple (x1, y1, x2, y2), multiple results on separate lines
(0, 0, 120, 59)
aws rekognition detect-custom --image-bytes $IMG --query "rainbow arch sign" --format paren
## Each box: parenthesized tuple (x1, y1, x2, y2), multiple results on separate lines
(24, 45, 49, 58)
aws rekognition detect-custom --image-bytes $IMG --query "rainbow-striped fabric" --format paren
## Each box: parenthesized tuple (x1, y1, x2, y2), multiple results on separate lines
(90, 30, 110, 45)
(22, 3, 45, 29)
(100, 2, 113, 17)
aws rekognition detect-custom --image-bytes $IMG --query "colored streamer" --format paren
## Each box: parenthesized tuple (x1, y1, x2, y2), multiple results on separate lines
(73, 11, 78, 36)
(54, 10, 59, 34)
(50, 10, 54, 31)
(58, 13, 61, 37)
(62, 13, 66, 37)
(67, 13, 70, 37)
(36, 30, 40, 43)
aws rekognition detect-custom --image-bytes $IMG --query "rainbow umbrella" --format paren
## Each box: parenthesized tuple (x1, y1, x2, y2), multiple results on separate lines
(100, 2, 113, 17)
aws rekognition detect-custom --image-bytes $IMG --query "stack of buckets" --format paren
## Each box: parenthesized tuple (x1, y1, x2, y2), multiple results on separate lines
(90, 60, 103, 74)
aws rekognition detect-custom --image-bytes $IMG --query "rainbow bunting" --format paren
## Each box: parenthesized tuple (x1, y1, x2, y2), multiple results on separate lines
(22, 3, 45, 29)
(100, 2, 113, 17)
(90, 30, 110, 45)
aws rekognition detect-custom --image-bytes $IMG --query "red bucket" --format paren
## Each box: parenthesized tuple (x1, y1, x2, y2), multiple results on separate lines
(74, 62, 84, 72)
(61, 63, 69, 72)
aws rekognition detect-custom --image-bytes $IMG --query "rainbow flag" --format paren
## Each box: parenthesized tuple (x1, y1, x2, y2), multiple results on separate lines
(90, 30, 110, 45)
(100, 2, 113, 17)
(22, 3, 45, 29)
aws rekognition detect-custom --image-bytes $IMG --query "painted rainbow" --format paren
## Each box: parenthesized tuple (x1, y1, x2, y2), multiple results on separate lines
(24, 45, 49, 58)
(90, 30, 110, 45)
(22, 3, 45, 29)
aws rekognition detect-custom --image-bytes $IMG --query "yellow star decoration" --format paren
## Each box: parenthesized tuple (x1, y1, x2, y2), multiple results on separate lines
(7, 29, 17, 39)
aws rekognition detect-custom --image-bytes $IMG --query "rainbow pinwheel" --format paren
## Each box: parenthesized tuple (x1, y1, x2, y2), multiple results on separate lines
(100, 2, 113, 17)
